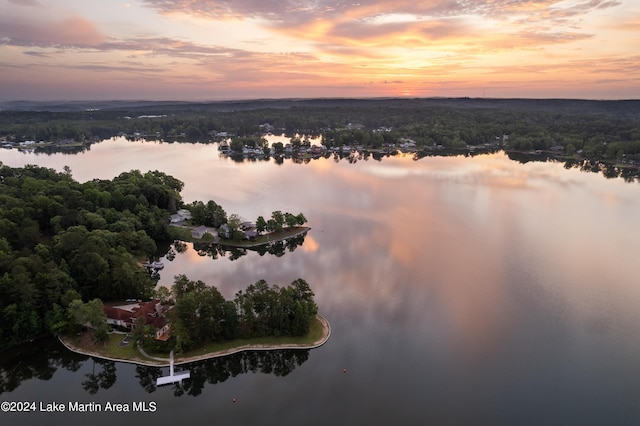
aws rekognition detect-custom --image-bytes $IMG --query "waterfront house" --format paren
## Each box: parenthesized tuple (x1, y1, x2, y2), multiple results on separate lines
(170, 208, 192, 223)
(191, 225, 208, 239)
(240, 222, 258, 240)
(219, 223, 232, 239)
(104, 300, 171, 341)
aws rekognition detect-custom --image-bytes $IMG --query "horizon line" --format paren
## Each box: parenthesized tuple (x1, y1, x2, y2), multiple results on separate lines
(2, 96, 639, 104)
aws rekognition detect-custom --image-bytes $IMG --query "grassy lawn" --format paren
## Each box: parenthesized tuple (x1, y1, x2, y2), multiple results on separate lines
(167, 225, 214, 243)
(167, 225, 309, 247)
(218, 226, 309, 248)
(64, 316, 325, 363)
(167, 226, 192, 241)
(99, 334, 144, 359)
(170, 315, 324, 359)
(63, 332, 153, 361)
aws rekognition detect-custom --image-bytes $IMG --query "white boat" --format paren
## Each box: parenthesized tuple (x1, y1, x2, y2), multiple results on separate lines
(150, 261, 164, 269)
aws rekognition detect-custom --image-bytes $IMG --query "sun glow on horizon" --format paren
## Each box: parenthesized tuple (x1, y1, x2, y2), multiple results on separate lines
(0, 0, 638, 100)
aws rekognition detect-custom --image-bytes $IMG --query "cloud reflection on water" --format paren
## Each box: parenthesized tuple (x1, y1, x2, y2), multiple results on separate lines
(4, 140, 640, 365)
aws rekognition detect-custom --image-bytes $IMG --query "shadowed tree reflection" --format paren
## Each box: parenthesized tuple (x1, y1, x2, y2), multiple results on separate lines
(221, 146, 640, 181)
(0, 337, 86, 395)
(508, 152, 640, 182)
(81, 359, 117, 395)
(135, 365, 162, 393)
(190, 233, 307, 261)
(1, 338, 310, 397)
(138, 349, 310, 397)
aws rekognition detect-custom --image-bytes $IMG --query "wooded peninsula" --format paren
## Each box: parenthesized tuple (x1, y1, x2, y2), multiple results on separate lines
(0, 163, 314, 351)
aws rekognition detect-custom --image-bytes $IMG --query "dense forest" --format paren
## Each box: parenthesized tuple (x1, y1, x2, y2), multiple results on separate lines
(0, 162, 317, 351)
(1, 98, 639, 163)
(149, 275, 318, 353)
(0, 164, 184, 348)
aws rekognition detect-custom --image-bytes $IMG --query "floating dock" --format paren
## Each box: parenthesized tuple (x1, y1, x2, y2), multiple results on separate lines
(157, 351, 190, 386)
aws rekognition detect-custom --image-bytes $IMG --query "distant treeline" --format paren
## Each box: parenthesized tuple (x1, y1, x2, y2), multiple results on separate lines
(1, 98, 639, 162)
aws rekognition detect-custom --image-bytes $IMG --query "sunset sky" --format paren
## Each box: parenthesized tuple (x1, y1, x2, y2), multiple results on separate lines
(1, 0, 639, 101)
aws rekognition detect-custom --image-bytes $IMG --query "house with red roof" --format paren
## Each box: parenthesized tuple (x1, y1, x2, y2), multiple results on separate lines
(104, 300, 171, 341)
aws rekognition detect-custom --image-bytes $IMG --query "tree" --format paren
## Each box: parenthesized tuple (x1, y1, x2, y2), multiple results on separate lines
(269, 210, 284, 233)
(284, 212, 298, 228)
(171, 292, 197, 352)
(222, 300, 239, 339)
(227, 213, 243, 240)
(272, 141, 284, 154)
(290, 136, 302, 151)
(189, 200, 206, 224)
(171, 275, 229, 348)
(286, 279, 318, 336)
(259, 137, 271, 156)
(68, 298, 109, 343)
(255, 215, 267, 234)
(230, 138, 244, 153)
(185, 125, 202, 141)
(47, 303, 71, 335)
(189, 200, 227, 227)
(154, 285, 172, 304)
(131, 316, 147, 344)
(302, 136, 311, 149)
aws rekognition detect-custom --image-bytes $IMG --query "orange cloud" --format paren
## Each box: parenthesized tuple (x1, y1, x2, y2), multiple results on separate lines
(1, 0, 636, 100)
(609, 17, 640, 32)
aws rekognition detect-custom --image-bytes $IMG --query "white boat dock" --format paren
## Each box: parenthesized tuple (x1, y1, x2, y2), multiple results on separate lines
(157, 351, 190, 386)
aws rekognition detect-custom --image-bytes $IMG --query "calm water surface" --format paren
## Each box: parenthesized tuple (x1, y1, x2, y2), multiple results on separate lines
(2, 138, 640, 425)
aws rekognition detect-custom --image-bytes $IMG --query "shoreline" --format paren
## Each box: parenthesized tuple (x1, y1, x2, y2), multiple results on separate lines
(169, 225, 310, 248)
(58, 314, 331, 368)
(217, 226, 311, 248)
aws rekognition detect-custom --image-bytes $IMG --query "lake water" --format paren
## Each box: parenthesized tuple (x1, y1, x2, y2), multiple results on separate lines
(2, 138, 640, 425)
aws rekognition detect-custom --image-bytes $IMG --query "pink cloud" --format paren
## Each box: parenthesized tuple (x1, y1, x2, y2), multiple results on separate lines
(7, 0, 44, 7)
(0, 15, 107, 47)
(141, 0, 622, 23)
